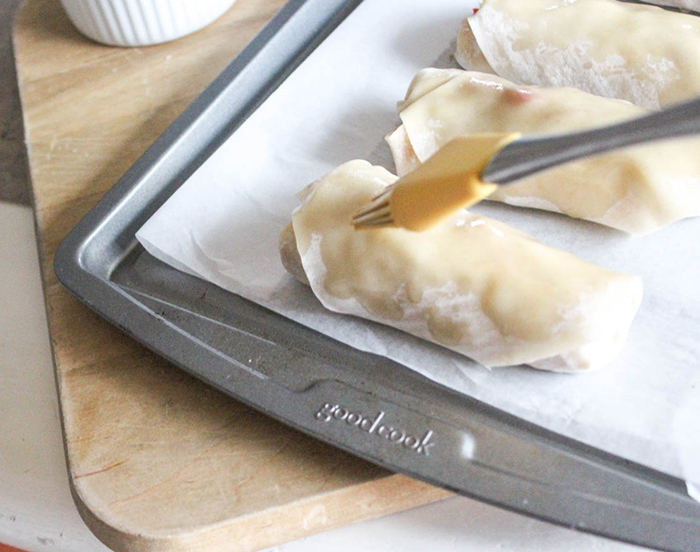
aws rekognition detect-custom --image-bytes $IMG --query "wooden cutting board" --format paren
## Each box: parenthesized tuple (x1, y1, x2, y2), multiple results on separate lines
(12, 1, 451, 550)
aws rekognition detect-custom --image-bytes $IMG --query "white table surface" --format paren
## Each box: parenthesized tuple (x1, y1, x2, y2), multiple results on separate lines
(0, 199, 649, 552)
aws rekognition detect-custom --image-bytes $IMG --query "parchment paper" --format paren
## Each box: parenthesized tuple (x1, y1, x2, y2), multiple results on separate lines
(136, 0, 700, 491)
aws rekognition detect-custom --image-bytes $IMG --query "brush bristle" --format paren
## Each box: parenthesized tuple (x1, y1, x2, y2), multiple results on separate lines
(352, 188, 395, 229)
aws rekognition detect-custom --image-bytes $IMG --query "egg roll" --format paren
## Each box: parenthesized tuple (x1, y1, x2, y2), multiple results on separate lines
(457, 0, 700, 108)
(386, 68, 700, 235)
(280, 160, 642, 372)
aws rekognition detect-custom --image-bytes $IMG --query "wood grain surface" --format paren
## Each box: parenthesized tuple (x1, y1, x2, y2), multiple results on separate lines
(0, 544, 29, 552)
(12, 0, 450, 551)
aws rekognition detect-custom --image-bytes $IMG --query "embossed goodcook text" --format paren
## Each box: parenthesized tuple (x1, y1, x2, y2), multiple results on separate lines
(315, 403, 435, 456)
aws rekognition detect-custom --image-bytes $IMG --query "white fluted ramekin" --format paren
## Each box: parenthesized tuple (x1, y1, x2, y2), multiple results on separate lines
(59, 0, 238, 47)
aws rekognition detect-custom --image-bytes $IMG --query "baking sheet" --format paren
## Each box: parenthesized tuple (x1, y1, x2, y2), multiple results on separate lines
(136, 0, 700, 491)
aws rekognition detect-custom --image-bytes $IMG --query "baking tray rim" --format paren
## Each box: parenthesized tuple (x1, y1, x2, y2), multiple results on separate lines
(52, 1, 700, 551)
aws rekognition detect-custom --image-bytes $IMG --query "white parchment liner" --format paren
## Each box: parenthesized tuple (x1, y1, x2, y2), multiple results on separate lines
(136, 0, 700, 492)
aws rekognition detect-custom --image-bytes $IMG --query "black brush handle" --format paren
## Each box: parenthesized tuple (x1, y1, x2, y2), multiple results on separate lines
(482, 96, 700, 185)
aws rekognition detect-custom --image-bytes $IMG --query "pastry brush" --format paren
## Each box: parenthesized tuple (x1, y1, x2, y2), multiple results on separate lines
(353, 95, 700, 232)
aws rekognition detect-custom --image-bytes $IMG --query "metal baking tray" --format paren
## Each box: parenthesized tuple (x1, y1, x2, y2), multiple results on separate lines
(54, 1, 700, 550)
